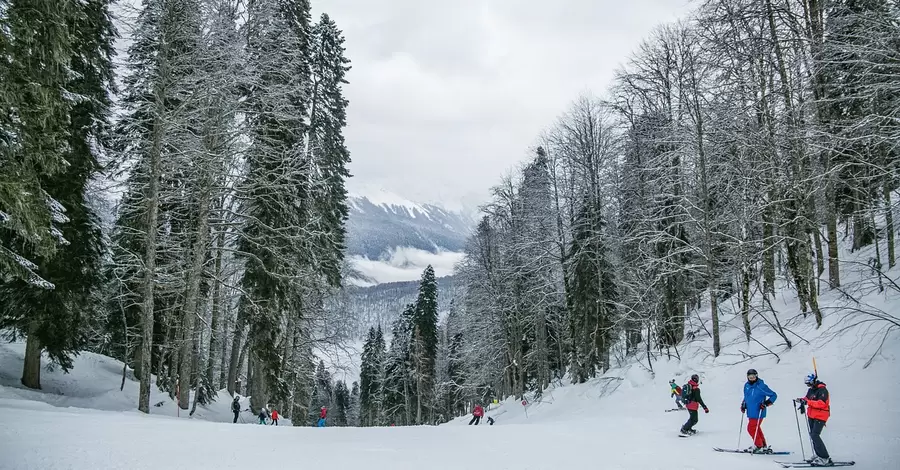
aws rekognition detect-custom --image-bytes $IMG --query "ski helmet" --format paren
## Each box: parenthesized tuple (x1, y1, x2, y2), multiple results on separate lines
(669, 379, 676, 384)
(747, 368, 758, 376)
(804, 373, 817, 385)
(690, 374, 699, 382)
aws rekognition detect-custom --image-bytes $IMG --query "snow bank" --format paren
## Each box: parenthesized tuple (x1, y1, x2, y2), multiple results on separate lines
(0, 342, 290, 426)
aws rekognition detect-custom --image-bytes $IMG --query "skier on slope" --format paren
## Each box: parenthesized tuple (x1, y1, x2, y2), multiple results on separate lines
(795, 373, 833, 467)
(258, 407, 269, 425)
(679, 374, 709, 436)
(670, 379, 685, 409)
(231, 396, 241, 423)
(469, 403, 484, 425)
(740, 368, 777, 453)
(317, 406, 327, 427)
(270, 408, 279, 426)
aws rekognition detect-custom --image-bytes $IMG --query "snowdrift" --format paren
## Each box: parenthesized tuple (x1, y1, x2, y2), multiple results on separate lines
(0, 341, 290, 426)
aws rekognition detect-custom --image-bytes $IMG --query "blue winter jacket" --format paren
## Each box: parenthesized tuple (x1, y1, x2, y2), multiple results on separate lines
(742, 378, 777, 419)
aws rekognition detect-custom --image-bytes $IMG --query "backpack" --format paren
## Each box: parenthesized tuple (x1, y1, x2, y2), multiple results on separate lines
(231, 400, 240, 412)
(681, 383, 693, 403)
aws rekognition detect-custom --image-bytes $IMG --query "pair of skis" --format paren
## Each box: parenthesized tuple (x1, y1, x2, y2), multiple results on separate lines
(775, 462, 855, 468)
(713, 448, 855, 467)
(665, 407, 686, 412)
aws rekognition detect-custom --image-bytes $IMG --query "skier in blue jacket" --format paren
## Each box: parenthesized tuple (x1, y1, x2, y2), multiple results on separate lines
(740, 368, 777, 453)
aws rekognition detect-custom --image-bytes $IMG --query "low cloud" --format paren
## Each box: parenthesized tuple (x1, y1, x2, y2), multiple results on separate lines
(350, 247, 465, 284)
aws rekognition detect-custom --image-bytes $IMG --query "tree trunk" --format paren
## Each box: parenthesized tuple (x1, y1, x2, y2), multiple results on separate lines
(741, 262, 752, 342)
(207, 229, 224, 388)
(762, 207, 776, 295)
(885, 182, 895, 268)
(21, 323, 42, 389)
(226, 309, 246, 396)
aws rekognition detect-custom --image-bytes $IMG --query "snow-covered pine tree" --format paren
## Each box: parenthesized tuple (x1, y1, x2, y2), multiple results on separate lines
(359, 326, 385, 426)
(236, 0, 314, 412)
(0, 0, 115, 389)
(0, 0, 76, 287)
(307, 12, 351, 287)
(348, 380, 360, 426)
(411, 265, 438, 424)
(332, 379, 350, 426)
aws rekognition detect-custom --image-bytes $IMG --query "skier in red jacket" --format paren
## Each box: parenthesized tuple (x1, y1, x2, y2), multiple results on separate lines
(679, 374, 709, 436)
(469, 404, 484, 425)
(795, 374, 832, 467)
(317, 406, 327, 427)
(270, 408, 279, 426)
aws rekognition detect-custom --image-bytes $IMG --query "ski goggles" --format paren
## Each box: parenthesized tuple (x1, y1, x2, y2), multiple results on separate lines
(747, 373, 758, 378)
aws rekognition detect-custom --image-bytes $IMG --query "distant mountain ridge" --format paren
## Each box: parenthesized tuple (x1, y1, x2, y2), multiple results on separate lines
(345, 189, 476, 260)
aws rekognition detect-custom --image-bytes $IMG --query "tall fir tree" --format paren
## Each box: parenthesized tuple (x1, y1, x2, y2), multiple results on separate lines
(237, 0, 313, 412)
(0, 0, 115, 389)
(307, 13, 351, 287)
(0, 0, 76, 287)
(411, 265, 438, 424)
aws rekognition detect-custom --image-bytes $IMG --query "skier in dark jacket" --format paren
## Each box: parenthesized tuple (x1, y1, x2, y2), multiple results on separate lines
(231, 396, 241, 423)
(740, 368, 777, 453)
(679, 374, 709, 436)
(796, 373, 832, 467)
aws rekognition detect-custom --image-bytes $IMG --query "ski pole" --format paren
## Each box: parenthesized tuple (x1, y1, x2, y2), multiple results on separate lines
(737, 412, 744, 450)
(793, 400, 806, 461)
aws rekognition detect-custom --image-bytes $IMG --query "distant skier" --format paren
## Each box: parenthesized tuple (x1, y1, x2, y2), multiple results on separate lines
(487, 416, 495, 426)
(317, 406, 327, 427)
(270, 408, 279, 426)
(679, 374, 708, 436)
(740, 368, 777, 453)
(258, 407, 269, 425)
(469, 404, 484, 425)
(231, 396, 241, 423)
(670, 379, 685, 409)
(795, 373, 832, 467)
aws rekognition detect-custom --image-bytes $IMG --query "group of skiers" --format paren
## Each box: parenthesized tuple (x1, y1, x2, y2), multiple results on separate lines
(231, 395, 327, 427)
(467, 404, 494, 425)
(670, 369, 834, 467)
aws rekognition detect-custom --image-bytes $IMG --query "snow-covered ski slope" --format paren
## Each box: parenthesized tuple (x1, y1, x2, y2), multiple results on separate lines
(1, 240, 899, 469)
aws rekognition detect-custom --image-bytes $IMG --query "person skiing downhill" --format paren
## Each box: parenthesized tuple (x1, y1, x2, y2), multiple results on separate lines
(795, 373, 833, 467)
(317, 406, 327, 427)
(258, 407, 269, 425)
(740, 368, 777, 453)
(231, 396, 241, 423)
(469, 404, 484, 425)
(670, 379, 685, 409)
(679, 374, 708, 436)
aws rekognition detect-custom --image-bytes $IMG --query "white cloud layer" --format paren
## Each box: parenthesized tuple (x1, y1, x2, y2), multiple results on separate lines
(314, 0, 692, 207)
(350, 247, 465, 284)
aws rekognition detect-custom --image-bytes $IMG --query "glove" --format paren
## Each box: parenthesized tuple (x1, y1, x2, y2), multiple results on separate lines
(740, 403, 747, 413)
(760, 399, 773, 410)
(794, 397, 807, 404)
(703, 407, 709, 414)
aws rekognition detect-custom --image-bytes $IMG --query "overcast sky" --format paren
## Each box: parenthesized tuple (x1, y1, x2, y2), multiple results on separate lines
(313, 0, 693, 209)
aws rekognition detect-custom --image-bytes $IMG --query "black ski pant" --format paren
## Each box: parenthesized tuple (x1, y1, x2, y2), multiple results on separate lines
(469, 415, 481, 425)
(808, 418, 830, 459)
(233, 411, 239, 423)
(681, 409, 698, 433)
(272, 419, 278, 426)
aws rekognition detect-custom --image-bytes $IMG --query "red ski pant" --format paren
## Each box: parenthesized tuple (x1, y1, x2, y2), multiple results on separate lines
(747, 418, 767, 447)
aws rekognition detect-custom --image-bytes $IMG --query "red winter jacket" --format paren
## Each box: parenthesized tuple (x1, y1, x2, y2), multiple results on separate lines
(271, 410, 279, 420)
(320, 408, 327, 419)
(684, 380, 707, 411)
(473, 405, 484, 417)
(805, 382, 830, 422)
